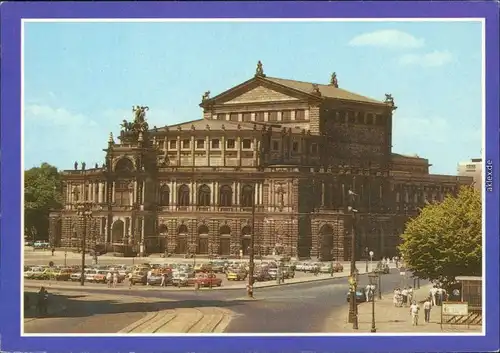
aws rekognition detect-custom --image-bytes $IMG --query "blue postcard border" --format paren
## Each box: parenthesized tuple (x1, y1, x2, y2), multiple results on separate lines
(1, 1, 498, 352)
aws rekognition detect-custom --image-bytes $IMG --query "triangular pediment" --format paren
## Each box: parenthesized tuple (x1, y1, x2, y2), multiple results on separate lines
(203, 77, 316, 107)
(222, 84, 300, 104)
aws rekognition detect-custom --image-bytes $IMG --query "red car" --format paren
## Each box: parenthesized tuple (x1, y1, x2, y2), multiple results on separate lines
(194, 273, 222, 287)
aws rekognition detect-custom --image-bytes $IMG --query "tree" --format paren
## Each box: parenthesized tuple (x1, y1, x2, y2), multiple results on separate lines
(24, 163, 62, 241)
(398, 186, 482, 288)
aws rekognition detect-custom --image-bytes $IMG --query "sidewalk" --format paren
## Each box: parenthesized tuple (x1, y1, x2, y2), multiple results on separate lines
(324, 284, 482, 333)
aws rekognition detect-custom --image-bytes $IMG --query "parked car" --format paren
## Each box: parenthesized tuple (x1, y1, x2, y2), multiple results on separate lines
(172, 272, 192, 287)
(148, 272, 171, 286)
(93, 270, 109, 283)
(374, 263, 390, 274)
(283, 266, 295, 278)
(51, 269, 72, 281)
(346, 288, 367, 303)
(130, 271, 148, 285)
(210, 261, 226, 273)
(319, 263, 333, 273)
(226, 268, 247, 281)
(24, 266, 45, 279)
(253, 268, 271, 282)
(194, 263, 212, 273)
(195, 273, 222, 287)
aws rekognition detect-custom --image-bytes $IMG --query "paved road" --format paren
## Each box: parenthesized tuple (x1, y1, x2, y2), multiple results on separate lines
(25, 269, 411, 333)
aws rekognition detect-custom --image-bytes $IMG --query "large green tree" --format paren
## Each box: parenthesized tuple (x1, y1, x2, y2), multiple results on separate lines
(24, 163, 62, 241)
(398, 186, 482, 288)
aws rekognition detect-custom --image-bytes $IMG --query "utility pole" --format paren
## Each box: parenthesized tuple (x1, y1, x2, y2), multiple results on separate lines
(347, 189, 359, 329)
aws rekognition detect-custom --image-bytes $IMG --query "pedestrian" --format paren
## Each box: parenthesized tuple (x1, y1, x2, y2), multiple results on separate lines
(401, 287, 408, 307)
(127, 272, 133, 289)
(106, 272, 112, 288)
(429, 285, 438, 306)
(366, 284, 372, 301)
(51, 248, 55, 256)
(393, 288, 399, 307)
(112, 272, 118, 288)
(423, 297, 432, 323)
(146, 270, 152, 286)
(410, 300, 420, 326)
(407, 286, 414, 304)
(436, 286, 443, 306)
(160, 272, 166, 287)
(37, 286, 48, 316)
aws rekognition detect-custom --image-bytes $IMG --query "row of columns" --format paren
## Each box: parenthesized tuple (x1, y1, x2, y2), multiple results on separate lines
(66, 180, 147, 207)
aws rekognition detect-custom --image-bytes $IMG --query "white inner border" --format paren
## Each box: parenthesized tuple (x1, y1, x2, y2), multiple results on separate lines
(20, 17, 486, 338)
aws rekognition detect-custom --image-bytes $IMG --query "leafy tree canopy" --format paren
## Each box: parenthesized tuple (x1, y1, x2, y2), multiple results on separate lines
(398, 186, 481, 288)
(24, 163, 62, 240)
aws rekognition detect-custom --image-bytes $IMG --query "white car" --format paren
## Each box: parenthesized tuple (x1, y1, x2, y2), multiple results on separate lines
(24, 266, 45, 279)
(84, 270, 98, 282)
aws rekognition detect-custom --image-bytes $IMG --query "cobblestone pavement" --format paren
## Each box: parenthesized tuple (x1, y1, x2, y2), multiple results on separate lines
(323, 284, 482, 333)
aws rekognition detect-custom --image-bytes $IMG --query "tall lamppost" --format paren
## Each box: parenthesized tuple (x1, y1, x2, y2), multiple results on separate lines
(347, 189, 359, 329)
(247, 184, 256, 298)
(368, 273, 378, 333)
(364, 247, 369, 273)
(76, 201, 93, 286)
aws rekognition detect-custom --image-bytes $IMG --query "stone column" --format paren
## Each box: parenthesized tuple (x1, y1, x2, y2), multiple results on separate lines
(221, 135, 226, 166)
(212, 181, 216, 207)
(237, 136, 242, 167)
(321, 181, 325, 207)
(254, 184, 259, 205)
(206, 135, 210, 166)
(191, 135, 195, 167)
(232, 181, 237, 205)
(236, 181, 240, 205)
(259, 183, 263, 205)
(133, 181, 137, 204)
(176, 136, 181, 165)
(97, 183, 102, 203)
(129, 186, 133, 206)
(190, 181, 195, 208)
(111, 182, 116, 203)
(173, 180, 177, 205)
(169, 181, 174, 208)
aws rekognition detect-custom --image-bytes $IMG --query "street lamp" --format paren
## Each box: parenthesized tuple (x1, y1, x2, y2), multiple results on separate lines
(247, 184, 256, 298)
(369, 250, 374, 272)
(364, 247, 369, 273)
(347, 189, 359, 330)
(368, 273, 378, 333)
(75, 201, 93, 286)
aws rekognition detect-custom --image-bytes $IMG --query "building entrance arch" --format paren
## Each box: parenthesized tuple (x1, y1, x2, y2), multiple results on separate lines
(111, 220, 125, 244)
(319, 224, 334, 261)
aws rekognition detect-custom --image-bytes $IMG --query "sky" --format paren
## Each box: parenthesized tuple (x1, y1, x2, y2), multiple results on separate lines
(23, 20, 482, 175)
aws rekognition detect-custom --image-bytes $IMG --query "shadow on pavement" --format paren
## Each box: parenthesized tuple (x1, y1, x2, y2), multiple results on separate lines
(24, 291, 247, 320)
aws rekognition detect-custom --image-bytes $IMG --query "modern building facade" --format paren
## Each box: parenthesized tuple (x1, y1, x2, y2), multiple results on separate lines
(49, 62, 473, 260)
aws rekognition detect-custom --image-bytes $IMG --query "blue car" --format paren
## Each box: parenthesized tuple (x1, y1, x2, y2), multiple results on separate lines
(346, 288, 367, 302)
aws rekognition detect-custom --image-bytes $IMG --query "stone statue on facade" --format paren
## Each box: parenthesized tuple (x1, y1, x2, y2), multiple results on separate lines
(311, 84, 321, 96)
(81, 162, 86, 170)
(255, 60, 265, 77)
(120, 119, 133, 132)
(384, 94, 397, 110)
(202, 91, 210, 102)
(74, 161, 78, 170)
(133, 105, 149, 123)
(95, 163, 98, 169)
(330, 72, 339, 88)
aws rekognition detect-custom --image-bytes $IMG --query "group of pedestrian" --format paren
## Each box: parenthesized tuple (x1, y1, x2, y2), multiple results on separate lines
(106, 271, 119, 288)
(392, 286, 414, 307)
(429, 284, 448, 306)
(365, 283, 376, 301)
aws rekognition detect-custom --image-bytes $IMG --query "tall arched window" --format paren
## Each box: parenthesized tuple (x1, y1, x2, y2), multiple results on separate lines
(115, 158, 134, 173)
(219, 185, 233, 207)
(159, 185, 170, 206)
(241, 185, 254, 207)
(115, 180, 131, 206)
(178, 184, 190, 206)
(198, 184, 211, 206)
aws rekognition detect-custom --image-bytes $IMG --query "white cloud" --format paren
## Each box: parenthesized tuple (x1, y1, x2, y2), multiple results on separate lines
(24, 104, 97, 127)
(398, 50, 453, 67)
(349, 29, 425, 49)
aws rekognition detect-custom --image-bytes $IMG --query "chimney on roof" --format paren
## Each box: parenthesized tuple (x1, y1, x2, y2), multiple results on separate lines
(330, 72, 339, 88)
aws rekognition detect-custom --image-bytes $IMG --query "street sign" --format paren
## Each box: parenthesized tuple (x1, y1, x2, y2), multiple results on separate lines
(442, 302, 468, 316)
(369, 251, 374, 257)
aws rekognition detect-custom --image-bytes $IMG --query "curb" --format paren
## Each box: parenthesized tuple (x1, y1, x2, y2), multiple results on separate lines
(24, 274, 353, 292)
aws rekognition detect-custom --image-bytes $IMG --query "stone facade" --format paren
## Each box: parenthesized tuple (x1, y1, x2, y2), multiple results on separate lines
(49, 64, 473, 260)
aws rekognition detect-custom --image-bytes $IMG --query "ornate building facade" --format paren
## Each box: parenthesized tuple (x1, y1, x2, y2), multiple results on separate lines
(49, 62, 473, 260)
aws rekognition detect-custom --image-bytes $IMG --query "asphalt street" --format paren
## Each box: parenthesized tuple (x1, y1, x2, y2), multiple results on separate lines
(25, 270, 412, 333)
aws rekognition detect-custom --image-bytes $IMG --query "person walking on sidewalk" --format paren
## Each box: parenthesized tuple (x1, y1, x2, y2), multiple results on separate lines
(106, 272, 112, 288)
(410, 300, 420, 326)
(401, 287, 408, 307)
(127, 272, 133, 289)
(112, 271, 118, 288)
(407, 286, 414, 304)
(423, 298, 432, 323)
(429, 285, 438, 306)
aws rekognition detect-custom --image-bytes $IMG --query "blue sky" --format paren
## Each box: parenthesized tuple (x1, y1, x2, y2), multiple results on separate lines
(23, 20, 482, 175)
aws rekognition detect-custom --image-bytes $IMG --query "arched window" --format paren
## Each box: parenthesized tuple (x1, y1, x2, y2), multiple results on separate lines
(219, 185, 233, 207)
(115, 158, 134, 173)
(198, 184, 211, 206)
(158, 224, 168, 234)
(178, 184, 190, 206)
(159, 185, 170, 206)
(241, 184, 254, 207)
(178, 224, 188, 235)
(241, 226, 252, 236)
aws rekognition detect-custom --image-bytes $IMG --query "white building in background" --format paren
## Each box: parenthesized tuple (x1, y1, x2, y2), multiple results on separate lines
(457, 158, 482, 191)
